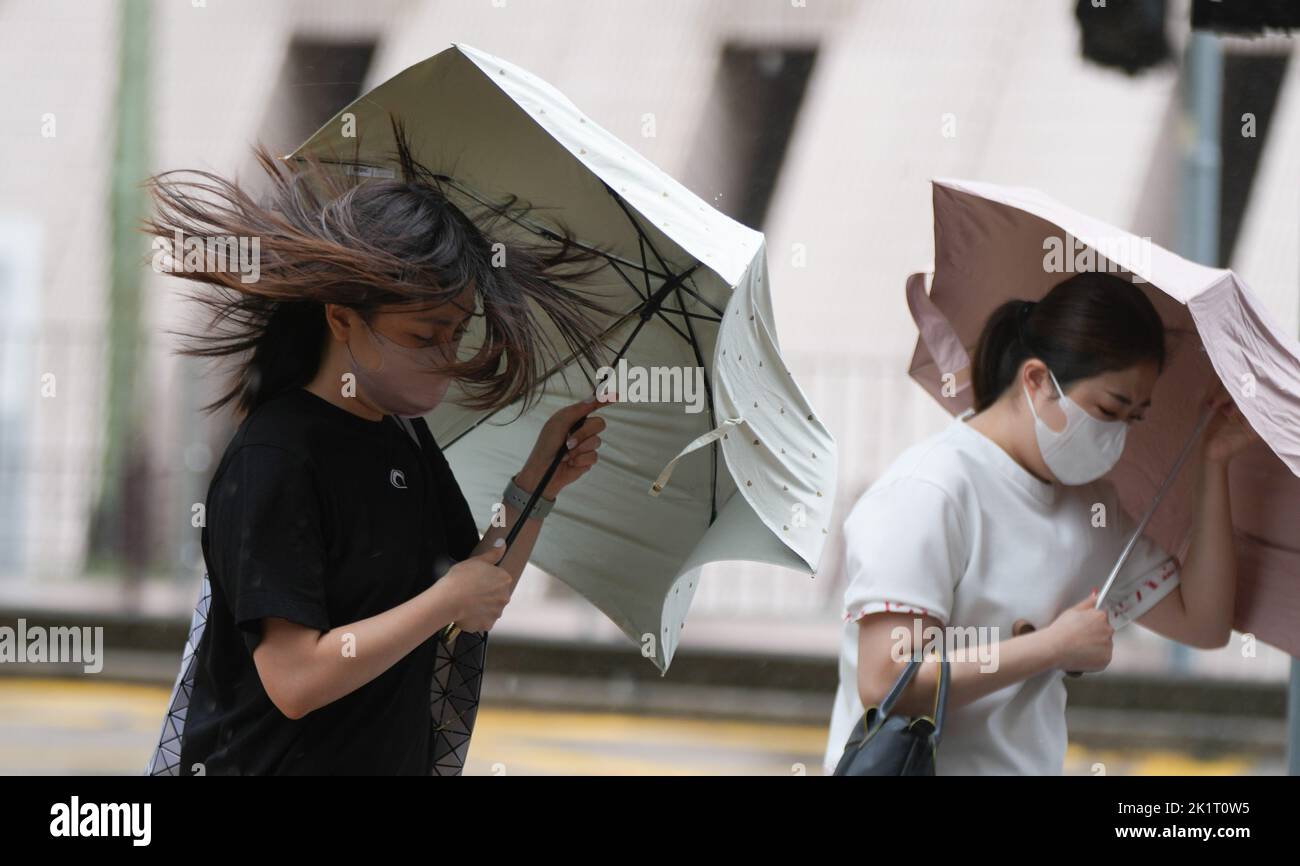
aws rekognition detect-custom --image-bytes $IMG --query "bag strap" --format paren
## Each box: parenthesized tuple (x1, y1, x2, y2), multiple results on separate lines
(878, 658, 923, 719)
(395, 415, 422, 450)
(878, 653, 951, 742)
(933, 657, 951, 743)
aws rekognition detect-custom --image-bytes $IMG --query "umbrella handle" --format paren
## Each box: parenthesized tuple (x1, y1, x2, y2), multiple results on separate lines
(1011, 619, 1083, 678)
(442, 415, 587, 643)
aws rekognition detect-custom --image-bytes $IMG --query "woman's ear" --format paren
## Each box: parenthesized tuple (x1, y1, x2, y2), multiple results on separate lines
(1019, 358, 1048, 407)
(322, 303, 353, 342)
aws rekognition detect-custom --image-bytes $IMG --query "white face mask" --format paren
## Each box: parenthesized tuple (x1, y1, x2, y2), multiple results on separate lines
(1023, 368, 1127, 485)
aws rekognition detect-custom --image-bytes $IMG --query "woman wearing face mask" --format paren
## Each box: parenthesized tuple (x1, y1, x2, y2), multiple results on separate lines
(145, 123, 617, 774)
(823, 271, 1259, 776)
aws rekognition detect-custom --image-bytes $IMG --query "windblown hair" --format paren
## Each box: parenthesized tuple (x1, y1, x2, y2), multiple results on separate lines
(141, 115, 617, 420)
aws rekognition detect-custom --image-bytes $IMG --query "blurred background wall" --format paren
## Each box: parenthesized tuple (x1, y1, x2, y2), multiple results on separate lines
(0, 0, 1296, 687)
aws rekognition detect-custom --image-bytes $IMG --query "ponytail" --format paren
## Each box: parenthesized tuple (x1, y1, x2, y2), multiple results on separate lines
(971, 300, 1032, 414)
(970, 272, 1166, 412)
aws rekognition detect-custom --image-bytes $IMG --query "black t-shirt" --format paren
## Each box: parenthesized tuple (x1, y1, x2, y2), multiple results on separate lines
(180, 387, 482, 775)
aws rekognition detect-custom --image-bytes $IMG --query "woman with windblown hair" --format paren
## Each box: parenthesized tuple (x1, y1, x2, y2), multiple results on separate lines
(143, 121, 618, 775)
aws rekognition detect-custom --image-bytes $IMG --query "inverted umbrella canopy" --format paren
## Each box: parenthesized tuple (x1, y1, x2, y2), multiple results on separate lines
(287, 43, 837, 672)
(907, 178, 1300, 656)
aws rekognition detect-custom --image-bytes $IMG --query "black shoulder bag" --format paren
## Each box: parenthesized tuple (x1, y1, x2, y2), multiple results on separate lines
(833, 654, 950, 776)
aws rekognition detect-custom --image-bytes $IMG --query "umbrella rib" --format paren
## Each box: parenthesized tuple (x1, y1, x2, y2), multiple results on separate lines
(657, 306, 723, 323)
(305, 159, 677, 281)
(671, 281, 719, 525)
(606, 183, 674, 273)
(602, 257, 651, 307)
(607, 263, 704, 364)
(603, 183, 721, 523)
(427, 171, 679, 281)
(303, 162, 714, 310)
(649, 309, 693, 346)
(608, 183, 727, 320)
(413, 173, 721, 531)
(313, 160, 732, 319)
(440, 305, 648, 448)
(606, 186, 711, 318)
(595, 183, 728, 520)
(665, 278, 726, 319)
(440, 261, 698, 450)
(637, 232, 655, 301)
(597, 198, 701, 366)
(485, 256, 703, 560)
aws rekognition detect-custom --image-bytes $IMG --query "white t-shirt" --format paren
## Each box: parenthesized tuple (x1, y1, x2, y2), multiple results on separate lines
(823, 415, 1180, 776)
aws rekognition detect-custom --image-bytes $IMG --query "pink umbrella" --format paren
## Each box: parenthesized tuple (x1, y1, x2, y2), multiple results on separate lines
(905, 178, 1300, 657)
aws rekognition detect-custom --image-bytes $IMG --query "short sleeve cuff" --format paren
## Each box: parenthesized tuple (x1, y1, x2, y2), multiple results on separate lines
(235, 590, 331, 653)
(1105, 559, 1180, 629)
(844, 598, 949, 626)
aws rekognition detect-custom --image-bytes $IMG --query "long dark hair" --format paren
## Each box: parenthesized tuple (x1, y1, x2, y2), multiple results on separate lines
(970, 272, 1166, 412)
(141, 116, 617, 421)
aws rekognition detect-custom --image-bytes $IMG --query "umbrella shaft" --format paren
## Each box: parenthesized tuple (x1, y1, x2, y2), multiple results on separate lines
(1094, 402, 1217, 609)
(503, 416, 586, 550)
(443, 416, 588, 643)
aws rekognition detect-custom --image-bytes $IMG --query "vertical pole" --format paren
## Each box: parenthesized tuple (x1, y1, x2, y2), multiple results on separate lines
(1177, 32, 1223, 262)
(1291, 116, 1300, 777)
(1173, 31, 1221, 677)
(1290, 662, 1300, 775)
(87, 0, 152, 575)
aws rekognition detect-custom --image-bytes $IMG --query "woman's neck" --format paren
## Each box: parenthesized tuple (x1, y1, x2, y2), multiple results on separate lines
(304, 364, 386, 422)
(965, 399, 1054, 486)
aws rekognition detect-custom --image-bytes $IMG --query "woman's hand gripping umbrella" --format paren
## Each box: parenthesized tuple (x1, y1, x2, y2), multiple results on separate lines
(442, 392, 615, 642)
(1012, 387, 1262, 676)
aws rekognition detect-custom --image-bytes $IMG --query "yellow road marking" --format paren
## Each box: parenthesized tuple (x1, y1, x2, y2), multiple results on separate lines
(0, 679, 1270, 776)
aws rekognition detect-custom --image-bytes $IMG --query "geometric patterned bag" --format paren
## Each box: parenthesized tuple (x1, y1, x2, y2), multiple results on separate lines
(428, 628, 488, 775)
(144, 573, 210, 776)
(144, 571, 488, 776)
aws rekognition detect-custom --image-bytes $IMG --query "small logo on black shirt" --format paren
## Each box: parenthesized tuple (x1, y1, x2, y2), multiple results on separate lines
(390, 469, 407, 489)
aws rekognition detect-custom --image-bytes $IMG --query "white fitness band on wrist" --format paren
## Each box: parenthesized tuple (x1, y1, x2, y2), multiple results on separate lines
(503, 476, 555, 520)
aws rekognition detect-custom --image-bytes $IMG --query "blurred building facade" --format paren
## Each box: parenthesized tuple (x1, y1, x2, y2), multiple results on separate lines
(0, 0, 1295, 678)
